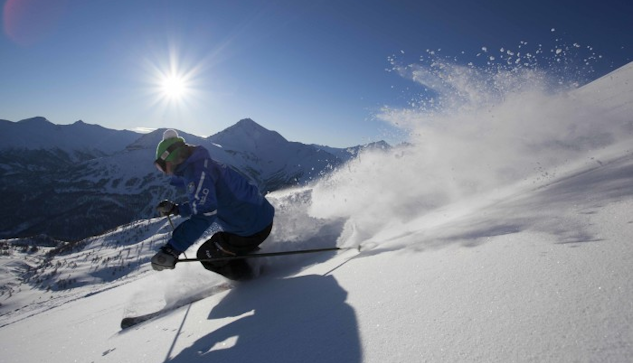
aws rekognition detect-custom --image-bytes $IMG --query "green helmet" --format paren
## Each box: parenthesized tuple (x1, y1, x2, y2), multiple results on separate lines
(155, 129, 186, 172)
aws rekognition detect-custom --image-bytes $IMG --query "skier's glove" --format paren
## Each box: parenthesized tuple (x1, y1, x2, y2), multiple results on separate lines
(151, 245, 180, 271)
(156, 200, 179, 216)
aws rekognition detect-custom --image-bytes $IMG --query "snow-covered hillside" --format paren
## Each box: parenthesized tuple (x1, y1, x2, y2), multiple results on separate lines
(1, 138, 631, 363)
(0, 118, 359, 241)
(1, 60, 632, 362)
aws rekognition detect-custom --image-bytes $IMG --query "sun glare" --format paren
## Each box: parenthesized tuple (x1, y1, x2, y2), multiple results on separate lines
(150, 67, 194, 106)
(160, 74, 187, 100)
(145, 46, 205, 112)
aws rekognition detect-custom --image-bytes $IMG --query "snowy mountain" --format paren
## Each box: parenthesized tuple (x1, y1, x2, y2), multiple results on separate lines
(0, 117, 139, 161)
(204, 118, 342, 190)
(1, 61, 632, 362)
(0, 118, 373, 241)
(313, 140, 392, 162)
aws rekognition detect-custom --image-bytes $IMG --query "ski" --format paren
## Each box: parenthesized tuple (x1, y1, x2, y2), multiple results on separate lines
(120, 282, 232, 330)
(176, 246, 359, 263)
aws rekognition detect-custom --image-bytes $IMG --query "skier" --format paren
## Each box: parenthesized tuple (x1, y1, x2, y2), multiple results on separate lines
(150, 129, 275, 280)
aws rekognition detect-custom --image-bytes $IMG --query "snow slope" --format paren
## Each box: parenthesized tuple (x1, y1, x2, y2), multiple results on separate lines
(1, 60, 632, 362)
(0, 142, 631, 363)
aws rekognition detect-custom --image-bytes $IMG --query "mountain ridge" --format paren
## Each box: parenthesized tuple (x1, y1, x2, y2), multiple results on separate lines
(0, 116, 140, 157)
(0, 117, 390, 241)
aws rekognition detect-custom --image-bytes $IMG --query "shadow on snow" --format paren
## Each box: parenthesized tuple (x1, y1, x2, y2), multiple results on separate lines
(167, 274, 362, 363)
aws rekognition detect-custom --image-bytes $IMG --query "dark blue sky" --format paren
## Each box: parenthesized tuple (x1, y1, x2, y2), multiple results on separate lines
(2, 0, 631, 146)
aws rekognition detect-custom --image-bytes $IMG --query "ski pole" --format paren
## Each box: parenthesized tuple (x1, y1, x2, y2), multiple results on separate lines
(177, 246, 360, 263)
(167, 214, 176, 230)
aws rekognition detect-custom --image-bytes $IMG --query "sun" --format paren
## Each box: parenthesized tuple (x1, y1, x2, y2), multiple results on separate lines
(144, 47, 202, 110)
(157, 70, 193, 103)
(160, 74, 188, 100)
(148, 61, 196, 105)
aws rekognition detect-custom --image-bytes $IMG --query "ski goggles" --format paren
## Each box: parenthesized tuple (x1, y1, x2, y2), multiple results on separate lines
(154, 140, 186, 173)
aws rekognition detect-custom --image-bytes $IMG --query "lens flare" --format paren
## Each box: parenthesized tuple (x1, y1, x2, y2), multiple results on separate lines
(3, 0, 67, 46)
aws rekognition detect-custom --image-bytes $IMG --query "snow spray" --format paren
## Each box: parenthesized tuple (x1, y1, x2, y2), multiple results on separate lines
(308, 37, 633, 246)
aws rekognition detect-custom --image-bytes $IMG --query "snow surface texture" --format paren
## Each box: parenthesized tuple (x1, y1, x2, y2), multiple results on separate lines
(1, 58, 633, 362)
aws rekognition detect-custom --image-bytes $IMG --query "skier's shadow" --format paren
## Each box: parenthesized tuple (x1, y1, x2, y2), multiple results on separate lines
(168, 274, 362, 363)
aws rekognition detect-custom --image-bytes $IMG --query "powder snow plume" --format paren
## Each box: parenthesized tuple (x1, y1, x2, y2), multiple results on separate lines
(309, 43, 633, 247)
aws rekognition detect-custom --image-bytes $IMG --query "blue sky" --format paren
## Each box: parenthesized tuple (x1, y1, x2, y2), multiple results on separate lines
(1, 0, 632, 147)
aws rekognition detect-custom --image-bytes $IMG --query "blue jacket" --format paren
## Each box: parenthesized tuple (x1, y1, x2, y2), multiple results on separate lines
(166, 146, 275, 253)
